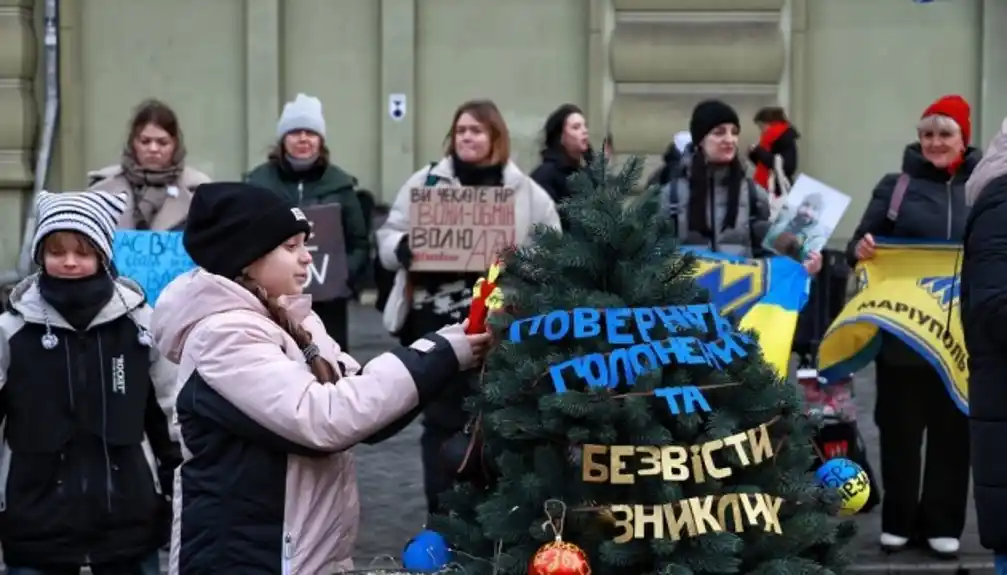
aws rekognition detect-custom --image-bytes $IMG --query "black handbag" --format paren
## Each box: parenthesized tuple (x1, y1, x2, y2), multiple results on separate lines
(794, 249, 850, 359)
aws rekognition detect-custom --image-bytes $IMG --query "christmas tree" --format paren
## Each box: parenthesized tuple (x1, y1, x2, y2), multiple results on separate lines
(430, 156, 855, 575)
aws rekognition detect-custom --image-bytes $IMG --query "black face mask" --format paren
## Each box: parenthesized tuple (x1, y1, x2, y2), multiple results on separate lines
(37, 271, 115, 331)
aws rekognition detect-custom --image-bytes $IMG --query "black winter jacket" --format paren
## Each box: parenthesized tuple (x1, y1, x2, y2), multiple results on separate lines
(0, 276, 179, 567)
(747, 125, 800, 192)
(646, 142, 687, 190)
(960, 133, 1007, 552)
(846, 143, 981, 366)
(530, 148, 588, 205)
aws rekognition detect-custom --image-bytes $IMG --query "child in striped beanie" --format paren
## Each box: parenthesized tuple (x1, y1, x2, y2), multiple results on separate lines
(0, 190, 179, 573)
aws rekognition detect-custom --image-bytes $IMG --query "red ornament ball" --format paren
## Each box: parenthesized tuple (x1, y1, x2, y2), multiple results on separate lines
(529, 539, 591, 575)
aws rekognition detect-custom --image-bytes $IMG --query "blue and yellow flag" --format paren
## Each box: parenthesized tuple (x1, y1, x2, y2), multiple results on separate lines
(685, 249, 811, 377)
(818, 240, 967, 413)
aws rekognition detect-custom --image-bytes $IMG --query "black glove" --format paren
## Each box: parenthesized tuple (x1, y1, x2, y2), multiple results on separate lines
(396, 236, 413, 269)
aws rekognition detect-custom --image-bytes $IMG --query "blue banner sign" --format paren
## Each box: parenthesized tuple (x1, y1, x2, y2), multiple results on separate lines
(113, 230, 195, 304)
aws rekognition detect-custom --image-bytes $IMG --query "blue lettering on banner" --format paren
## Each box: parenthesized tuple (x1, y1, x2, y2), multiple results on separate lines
(509, 304, 730, 345)
(654, 386, 712, 415)
(546, 332, 749, 393)
(511, 304, 756, 416)
(113, 230, 195, 304)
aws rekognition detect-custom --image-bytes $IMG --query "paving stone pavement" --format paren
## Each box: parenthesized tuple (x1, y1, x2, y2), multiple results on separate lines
(1, 302, 992, 573)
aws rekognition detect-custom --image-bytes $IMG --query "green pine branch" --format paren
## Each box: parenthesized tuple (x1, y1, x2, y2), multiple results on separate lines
(430, 154, 854, 575)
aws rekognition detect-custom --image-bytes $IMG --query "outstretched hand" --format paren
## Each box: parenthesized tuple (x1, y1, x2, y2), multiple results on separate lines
(855, 233, 876, 261)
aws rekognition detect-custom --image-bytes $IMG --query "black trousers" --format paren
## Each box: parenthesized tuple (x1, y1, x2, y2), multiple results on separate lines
(420, 425, 455, 517)
(874, 359, 970, 538)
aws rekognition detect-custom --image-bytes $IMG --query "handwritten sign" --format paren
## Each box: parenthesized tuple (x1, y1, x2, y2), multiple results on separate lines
(114, 204, 350, 305)
(408, 186, 516, 272)
(302, 204, 350, 301)
(114, 230, 195, 304)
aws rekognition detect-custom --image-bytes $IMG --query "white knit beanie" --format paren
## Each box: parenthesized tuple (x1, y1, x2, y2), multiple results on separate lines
(277, 93, 326, 140)
(673, 131, 692, 154)
(31, 190, 128, 264)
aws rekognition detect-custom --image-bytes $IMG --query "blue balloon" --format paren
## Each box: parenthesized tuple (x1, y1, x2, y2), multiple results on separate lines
(815, 457, 861, 489)
(402, 529, 451, 572)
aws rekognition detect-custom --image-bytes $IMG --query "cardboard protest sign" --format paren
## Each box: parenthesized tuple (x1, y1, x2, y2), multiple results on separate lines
(113, 204, 349, 305)
(408, 186, 516, 272)
(302, 204, 350, 301)
(114, 230, 195, 304)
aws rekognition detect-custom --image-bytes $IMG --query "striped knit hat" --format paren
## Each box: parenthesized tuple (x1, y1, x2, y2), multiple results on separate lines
(30, 190, 128, 265)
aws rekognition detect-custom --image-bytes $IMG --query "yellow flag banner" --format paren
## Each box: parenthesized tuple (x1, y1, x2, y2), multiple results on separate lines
(817, 240, 967, 413)
(686, 249, 810, 378)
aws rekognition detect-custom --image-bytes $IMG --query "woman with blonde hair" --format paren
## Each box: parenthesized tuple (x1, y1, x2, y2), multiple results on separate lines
(89, 99, 210, 231)
(848, 94, 980, 557)
(377, 99, 560, 515)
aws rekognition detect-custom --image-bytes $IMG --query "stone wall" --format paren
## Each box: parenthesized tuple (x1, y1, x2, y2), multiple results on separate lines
(605, 0, 788, 179)
(0, 0, 35, 268)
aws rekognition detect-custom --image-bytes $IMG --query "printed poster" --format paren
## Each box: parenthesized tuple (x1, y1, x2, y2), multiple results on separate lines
(762, 175, 851, 261)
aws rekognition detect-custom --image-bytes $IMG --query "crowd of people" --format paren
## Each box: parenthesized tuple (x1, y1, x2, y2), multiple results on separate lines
(0, 88, 1004, 573)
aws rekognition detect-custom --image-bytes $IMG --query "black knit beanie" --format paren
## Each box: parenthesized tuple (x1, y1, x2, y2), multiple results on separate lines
(183, 182, 312, 279)
(689, 100, 740, 145)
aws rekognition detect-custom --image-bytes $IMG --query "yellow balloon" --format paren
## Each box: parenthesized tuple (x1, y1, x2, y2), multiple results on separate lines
(837, 470, 871, 516)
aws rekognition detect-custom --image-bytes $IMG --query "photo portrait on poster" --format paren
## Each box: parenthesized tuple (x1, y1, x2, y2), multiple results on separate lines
(762, 175, 851, 261)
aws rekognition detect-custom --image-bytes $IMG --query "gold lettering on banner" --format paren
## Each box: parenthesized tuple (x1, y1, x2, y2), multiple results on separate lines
(610, 494, 784, 542)
(581, 420, 777, 485)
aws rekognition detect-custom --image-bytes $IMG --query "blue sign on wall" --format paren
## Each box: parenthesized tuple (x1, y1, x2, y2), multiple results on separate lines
(113, 230, 195, 304)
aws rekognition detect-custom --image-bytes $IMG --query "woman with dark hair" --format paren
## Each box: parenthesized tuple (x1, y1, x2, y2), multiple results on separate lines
(88, 99, 211, 231)
(661, 99, 821, 273)
(377, 99, 560, 516)
(245, 93, 369, 350)
(748, 106, 800, 200)
(530, 103, 592, 205)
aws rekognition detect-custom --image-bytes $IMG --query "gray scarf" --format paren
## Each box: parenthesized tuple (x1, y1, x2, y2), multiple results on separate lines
(120, 144, 186, 230)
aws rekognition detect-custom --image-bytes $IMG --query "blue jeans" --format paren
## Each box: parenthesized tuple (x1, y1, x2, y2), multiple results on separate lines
(6, 551, 160, 575)
(996, 554, 1007, 575)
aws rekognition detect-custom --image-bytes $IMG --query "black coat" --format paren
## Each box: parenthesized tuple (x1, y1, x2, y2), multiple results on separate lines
(961, 173, 1007, 553)
(529, 148, 587, 205)
(646, 142, 686, 190)
(747, 125, 800, 187)
(846, 144, 981, 264)
(846, 144, 981, 366)
(0, 278, 179, 567)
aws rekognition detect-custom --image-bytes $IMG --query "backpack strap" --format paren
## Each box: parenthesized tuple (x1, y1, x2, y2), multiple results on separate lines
(747, 178, 765, 255)
(423, 162, 440, 186)
(887, 173, 910, 222)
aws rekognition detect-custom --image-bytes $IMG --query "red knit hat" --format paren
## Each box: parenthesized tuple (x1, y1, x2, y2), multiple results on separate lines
(922, 95, 971, 144)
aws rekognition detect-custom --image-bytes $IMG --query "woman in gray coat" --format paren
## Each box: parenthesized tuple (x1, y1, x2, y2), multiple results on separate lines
(662, 100, 822, 273)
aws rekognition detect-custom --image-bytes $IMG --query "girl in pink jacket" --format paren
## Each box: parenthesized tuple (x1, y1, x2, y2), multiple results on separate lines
(150, 181, 489, 575)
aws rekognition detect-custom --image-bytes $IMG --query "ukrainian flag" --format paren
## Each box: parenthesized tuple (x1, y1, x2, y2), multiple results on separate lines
(683, 249, 811, 377)
(818, 239, 966, 413)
